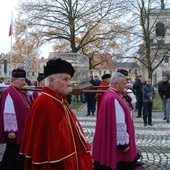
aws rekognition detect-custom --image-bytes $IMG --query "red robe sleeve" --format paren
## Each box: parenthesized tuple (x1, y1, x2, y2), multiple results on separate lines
(20, 97, 76, 163)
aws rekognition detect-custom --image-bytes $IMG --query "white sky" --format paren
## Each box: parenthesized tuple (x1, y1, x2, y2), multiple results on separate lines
(0, 0, 52, 58)
(1, 0, 170, 58)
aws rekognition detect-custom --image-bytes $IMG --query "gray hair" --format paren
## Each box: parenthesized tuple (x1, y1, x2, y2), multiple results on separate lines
(45, 73, 60, 87)
(146, 78, 151, 82)
(110, 72, 125, 85)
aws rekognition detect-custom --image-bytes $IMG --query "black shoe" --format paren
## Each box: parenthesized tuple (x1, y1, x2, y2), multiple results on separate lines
(148, 123, 153, 126)
(144, 123, 147, 126)
(86, 114, 90, 116)
(137, 116, 141, 118)
(135, 153, 142, 161)
(135, 161, 144, 167)
(163, 117, 167, 120)
(167, 119, 169, 122)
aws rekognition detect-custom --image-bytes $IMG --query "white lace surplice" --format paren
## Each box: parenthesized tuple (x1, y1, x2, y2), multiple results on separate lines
(115, 99, 129, 145)
(3, 94, 18, 132)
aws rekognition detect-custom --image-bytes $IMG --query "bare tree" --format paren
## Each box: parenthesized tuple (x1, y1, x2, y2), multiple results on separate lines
(118, 0, 170, 80)
(15, 0, 120, 53)
(13, 0, 133, 71)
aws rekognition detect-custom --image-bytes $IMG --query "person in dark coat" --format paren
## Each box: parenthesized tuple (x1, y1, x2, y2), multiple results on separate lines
(85, 75, 97, 116)
(142, 78, 156, 126)
(158, 75, 170, 122)
(94, 76, 101, 86)
(135, 75, 146, 118)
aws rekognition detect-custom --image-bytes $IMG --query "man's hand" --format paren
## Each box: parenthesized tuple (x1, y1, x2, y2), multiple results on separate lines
(149, 97, 153, 102)
(8, 132, 16, 139)
(123, 146, 129, 152)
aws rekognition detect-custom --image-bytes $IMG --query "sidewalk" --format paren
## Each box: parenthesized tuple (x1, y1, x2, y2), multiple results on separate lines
(0, 104, 169, 169)
(74, 104, 170, 170)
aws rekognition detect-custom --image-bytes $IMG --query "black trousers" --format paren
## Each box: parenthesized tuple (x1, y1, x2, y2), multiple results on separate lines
(143, 102, 153, 124)
(93, 160, 135, 170)
(1, 143, 24, 170)
(137, 99, 143, 117)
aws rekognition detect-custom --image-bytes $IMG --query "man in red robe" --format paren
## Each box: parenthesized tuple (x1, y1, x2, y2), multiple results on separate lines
(95, 73, 111, 118)
(0, 68, 31, 170)
(20, 58, 93, 170)
(92, 72, 137, 170)
(32, 73, 45, 100)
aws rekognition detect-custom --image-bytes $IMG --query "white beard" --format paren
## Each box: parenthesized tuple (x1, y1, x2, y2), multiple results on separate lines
(64, 86, 73, 95)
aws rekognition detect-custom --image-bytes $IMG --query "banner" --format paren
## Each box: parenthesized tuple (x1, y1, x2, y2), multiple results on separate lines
(8, 16, 13, 36)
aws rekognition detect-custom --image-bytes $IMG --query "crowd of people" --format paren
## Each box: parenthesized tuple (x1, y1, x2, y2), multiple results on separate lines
(0, 57, 167, 170)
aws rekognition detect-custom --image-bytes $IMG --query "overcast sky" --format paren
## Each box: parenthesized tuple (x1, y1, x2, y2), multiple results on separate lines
(0, 0, 52, 58)
(1, 0, 170, 58)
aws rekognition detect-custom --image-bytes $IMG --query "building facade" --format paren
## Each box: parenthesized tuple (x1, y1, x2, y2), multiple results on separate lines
(138, 7, 170, 86)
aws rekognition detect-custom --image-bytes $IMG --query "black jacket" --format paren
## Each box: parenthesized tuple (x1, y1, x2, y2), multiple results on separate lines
(158, 81, 170, 99)
(135, 81, 145, 100)
(85, 79, 97, 103)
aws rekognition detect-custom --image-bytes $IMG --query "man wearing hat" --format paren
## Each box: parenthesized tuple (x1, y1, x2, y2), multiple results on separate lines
(117, 68, 129, 77)
(92, 72, 137, 170)
(32, 73, 45, 100)
(0, 68, 31, 170)
(117, 68, 144, 167)
(95, 73, 111, 118)
(20, 58, 93, 170)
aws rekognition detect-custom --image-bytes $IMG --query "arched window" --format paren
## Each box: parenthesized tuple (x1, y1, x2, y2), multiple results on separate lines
(156, 22, 165, 36)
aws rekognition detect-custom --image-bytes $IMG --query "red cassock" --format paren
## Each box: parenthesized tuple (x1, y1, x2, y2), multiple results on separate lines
(95, 81, 109, 118)
(20, 87, 93, 170)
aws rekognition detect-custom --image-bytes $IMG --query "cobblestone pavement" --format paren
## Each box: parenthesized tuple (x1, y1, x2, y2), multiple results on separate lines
(0, 104, 170, 170)
(74, 104, 170, 170)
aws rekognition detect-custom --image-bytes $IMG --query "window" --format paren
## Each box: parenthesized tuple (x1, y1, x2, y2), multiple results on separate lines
(150, 39, 153, 43)
(156, 22, 165, 36)
(157, 40, 165, 47)
(165, 56, 169, 63)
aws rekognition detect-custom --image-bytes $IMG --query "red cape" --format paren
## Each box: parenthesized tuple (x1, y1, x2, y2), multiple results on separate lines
(20, 87, 92, 170)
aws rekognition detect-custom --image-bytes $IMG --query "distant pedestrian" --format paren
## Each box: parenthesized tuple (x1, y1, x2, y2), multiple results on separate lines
(142, 78, 156, 126)
(0, 77, 6, 85)
(135, 76, 146, 118)
(158, 75, 170, 122)
(85, 75, 97, 116)
(94, 75, 101, 86)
